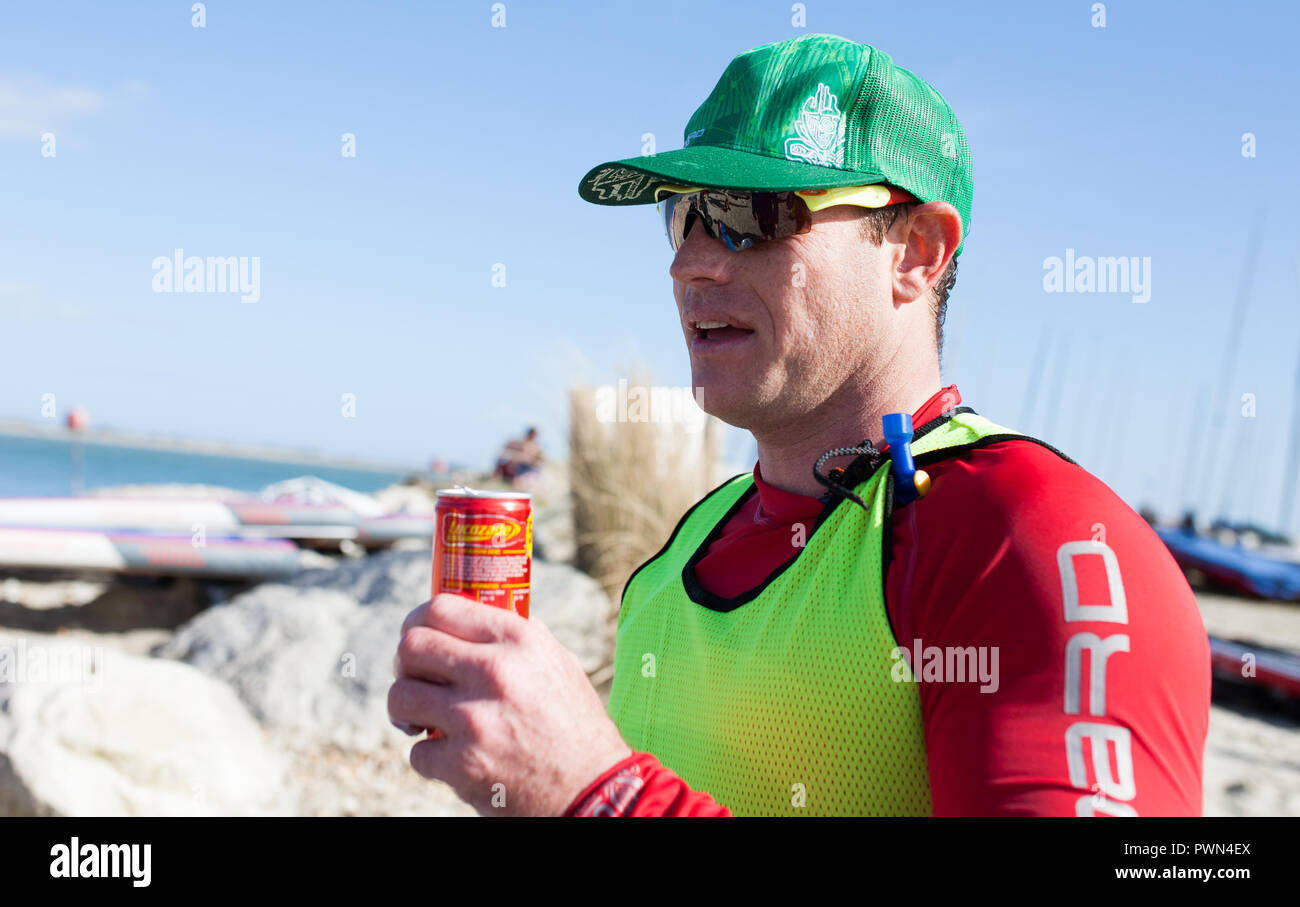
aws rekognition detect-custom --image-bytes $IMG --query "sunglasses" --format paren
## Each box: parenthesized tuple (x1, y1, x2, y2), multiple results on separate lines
(657, 183, 916, 253)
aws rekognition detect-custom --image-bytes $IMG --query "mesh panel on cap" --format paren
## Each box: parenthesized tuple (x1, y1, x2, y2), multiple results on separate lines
(848, 46, 973, 250)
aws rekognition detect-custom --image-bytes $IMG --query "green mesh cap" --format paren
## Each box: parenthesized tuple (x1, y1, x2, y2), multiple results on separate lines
(578, 33, 973, 256)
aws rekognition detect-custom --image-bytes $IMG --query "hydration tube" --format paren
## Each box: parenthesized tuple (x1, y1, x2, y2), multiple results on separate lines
(882, 413, 931, 505)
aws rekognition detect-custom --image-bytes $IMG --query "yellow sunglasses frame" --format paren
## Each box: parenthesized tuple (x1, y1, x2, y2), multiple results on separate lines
(653, 183, 896, 212)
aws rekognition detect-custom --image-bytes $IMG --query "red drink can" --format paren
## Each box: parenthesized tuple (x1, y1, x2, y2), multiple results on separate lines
(432, 487, 532, 618)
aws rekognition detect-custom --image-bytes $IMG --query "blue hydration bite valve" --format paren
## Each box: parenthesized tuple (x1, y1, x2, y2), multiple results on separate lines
(882, 413, 931, 505)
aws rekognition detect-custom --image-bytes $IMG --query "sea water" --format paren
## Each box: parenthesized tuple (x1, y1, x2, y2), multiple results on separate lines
(0, 433, 410, 498)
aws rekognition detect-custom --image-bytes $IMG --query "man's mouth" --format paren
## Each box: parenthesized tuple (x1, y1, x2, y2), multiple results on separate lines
(690, 319, 756, 349)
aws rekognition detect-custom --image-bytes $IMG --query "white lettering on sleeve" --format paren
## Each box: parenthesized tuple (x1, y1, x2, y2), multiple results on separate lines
(1058, 539, 1137, 815)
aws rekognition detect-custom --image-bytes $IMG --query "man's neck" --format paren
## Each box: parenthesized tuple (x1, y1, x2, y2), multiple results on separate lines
(753, 357, 941, 498)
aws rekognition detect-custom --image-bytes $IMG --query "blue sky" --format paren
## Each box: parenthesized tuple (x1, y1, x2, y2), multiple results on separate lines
(1, 1, 1298, 528)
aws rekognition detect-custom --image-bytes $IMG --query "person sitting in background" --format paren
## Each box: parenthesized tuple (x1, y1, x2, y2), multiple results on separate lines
(494, 427, 543, 488)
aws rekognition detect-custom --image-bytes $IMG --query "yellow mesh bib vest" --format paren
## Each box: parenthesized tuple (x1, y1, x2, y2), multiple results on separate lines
(608, 410, 1024, 816)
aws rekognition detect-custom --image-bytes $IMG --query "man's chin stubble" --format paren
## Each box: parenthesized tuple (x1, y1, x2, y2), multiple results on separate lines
(696, 390, 786, 434)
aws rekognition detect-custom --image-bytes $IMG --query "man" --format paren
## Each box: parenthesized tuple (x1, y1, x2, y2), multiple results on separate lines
(389, 33, 1209, 816)
(493, 426, 544, 487)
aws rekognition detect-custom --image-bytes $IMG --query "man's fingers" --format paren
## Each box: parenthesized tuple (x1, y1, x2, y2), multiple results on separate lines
(387, 676, 465, 736)
(395, 625, 483, 684)
(400, 600, 433, 638)
(408, 734, 454, 781)
(401, 593, 517, 643)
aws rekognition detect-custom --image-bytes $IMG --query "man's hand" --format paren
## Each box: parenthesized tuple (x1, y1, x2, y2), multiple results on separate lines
(388, 593, 632, 816)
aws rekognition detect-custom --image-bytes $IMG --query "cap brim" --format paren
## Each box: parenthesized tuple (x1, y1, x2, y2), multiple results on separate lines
(578, 144, 886, 206)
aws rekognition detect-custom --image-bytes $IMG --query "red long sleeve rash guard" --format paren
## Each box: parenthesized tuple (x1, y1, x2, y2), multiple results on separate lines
(565, 386, 1210, 817)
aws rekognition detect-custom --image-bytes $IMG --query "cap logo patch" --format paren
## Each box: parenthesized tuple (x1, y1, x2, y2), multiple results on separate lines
(784, 83, 845, 168)
(586, 166, 650, 201)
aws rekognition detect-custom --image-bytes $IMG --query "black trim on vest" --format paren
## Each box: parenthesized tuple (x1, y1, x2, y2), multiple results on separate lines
(626, 407, 1081, 624)
(679, 481, 845, 612)
(618, 472, 750, 614)
(911, 433, 1078, 470)
(676, 407, 989, 615)
(913, 406, 977, 441)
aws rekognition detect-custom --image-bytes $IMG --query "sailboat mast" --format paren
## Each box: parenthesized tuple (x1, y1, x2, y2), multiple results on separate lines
(1277, 257, 1300, 537)
(1191, 207, 1267, 518)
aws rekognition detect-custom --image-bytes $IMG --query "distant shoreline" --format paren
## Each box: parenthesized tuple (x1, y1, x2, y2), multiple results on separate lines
(0, 419, 421, 476)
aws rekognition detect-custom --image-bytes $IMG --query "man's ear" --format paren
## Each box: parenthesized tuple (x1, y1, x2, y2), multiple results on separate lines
(891, 201, 962, 304)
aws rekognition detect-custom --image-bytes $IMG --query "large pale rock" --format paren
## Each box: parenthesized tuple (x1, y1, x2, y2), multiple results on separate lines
(532, 500, 576, 565)
(0, 635, 291, 816)
(156, 550, 612, 753)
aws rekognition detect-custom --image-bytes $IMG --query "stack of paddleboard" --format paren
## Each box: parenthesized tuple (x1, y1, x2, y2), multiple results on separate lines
(1156, 527, 1300, 603)
(1153, 527, 1300, 703)
(1208, 637, 1300, 703)
(0, 479, 435, 580)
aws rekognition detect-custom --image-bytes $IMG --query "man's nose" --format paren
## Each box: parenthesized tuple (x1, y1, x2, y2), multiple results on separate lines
(668, 218, 734, 287)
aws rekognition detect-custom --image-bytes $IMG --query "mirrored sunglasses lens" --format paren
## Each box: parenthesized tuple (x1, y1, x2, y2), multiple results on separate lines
(706, 192, 809, 251)
(662, 194, 698, 251)
(662, 191, 810, 252)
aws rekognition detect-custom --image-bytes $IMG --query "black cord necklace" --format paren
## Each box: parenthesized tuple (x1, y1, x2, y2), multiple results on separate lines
(811, 440, 886, 512)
